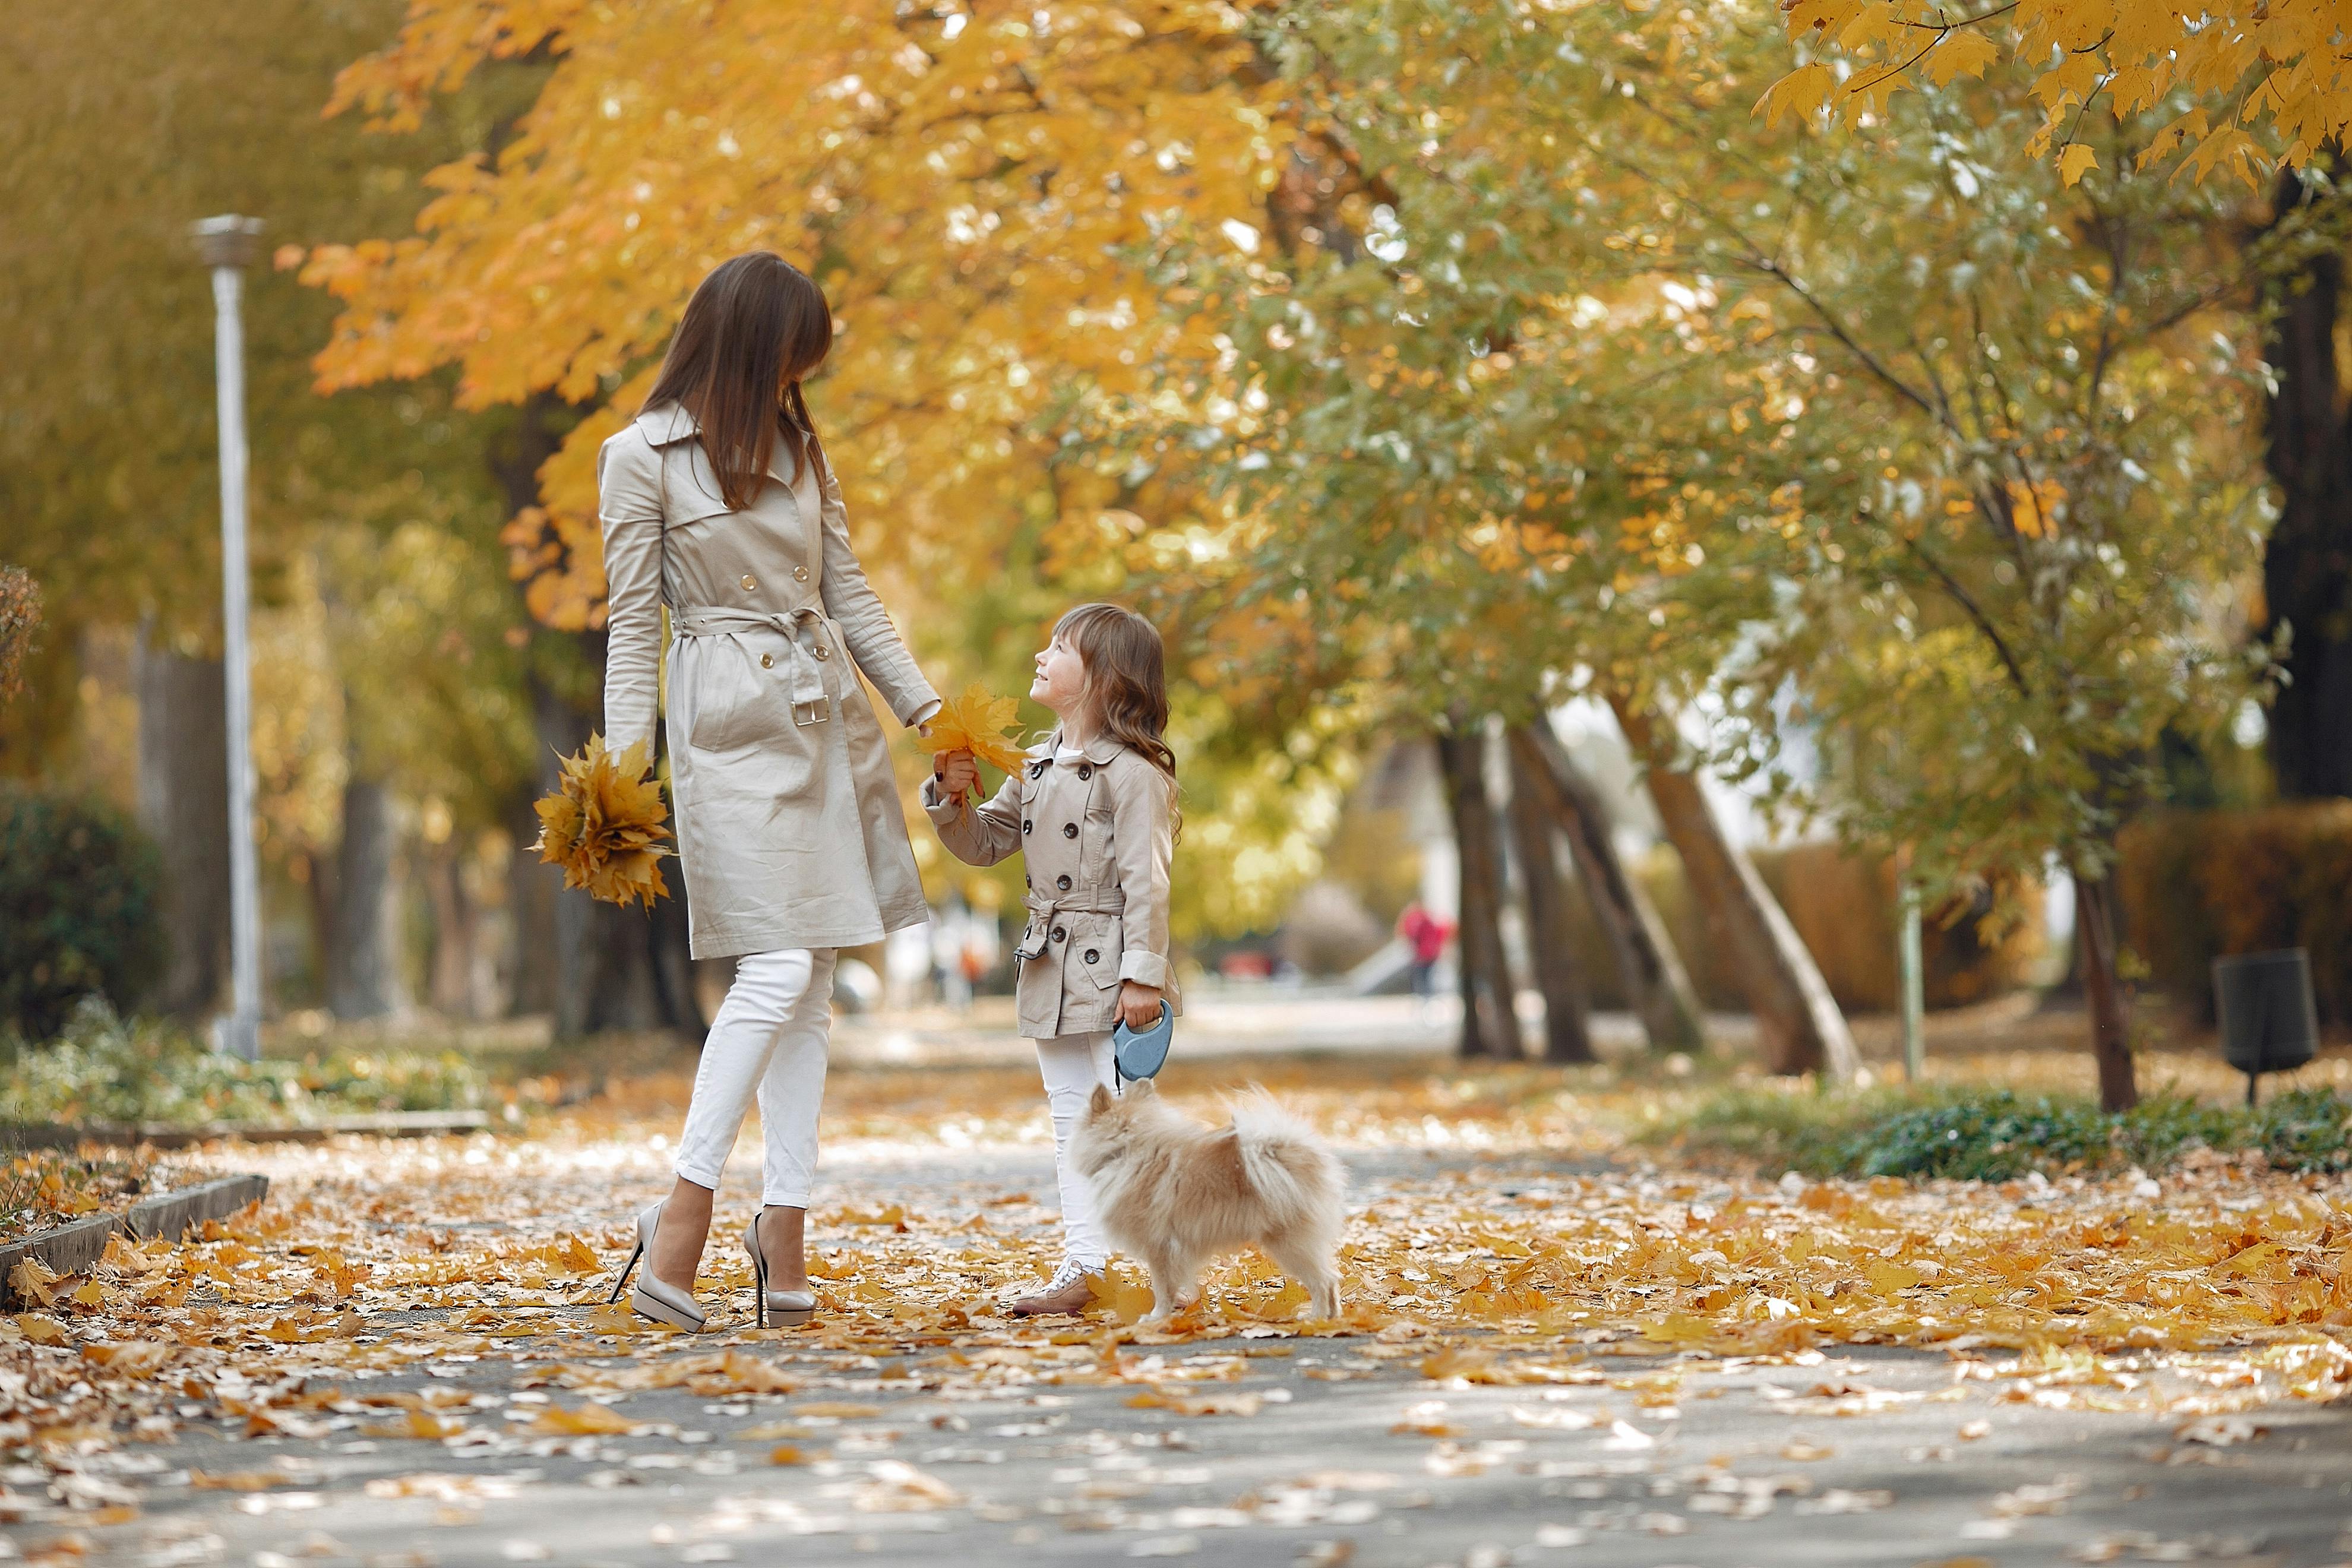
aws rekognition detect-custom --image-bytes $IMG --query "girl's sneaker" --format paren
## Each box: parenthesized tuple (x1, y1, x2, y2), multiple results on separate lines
(1007, 1257, 1101, 1317)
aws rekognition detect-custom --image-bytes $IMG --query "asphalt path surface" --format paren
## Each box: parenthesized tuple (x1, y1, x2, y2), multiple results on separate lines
(36, 1134, 2352, 1568)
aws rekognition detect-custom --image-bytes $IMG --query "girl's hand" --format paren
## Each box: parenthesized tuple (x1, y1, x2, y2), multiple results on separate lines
(934, 750, 979, 802)
(1117, 981, 1164, 1032)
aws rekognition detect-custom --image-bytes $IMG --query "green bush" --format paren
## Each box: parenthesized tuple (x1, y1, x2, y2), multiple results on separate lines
(2119, 802, 2352, 1024)
(1647, 1083, 2352, 1180)
(0, 999, 487, 1127)
(0, 785, 164, 1039)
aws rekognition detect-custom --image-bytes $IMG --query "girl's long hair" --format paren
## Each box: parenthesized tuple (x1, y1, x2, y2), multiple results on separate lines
(643, 252, 833, 511)
(1056, 602, 1181, 839)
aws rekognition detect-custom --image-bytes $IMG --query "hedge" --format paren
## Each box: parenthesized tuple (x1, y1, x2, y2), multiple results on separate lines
(1541, 842, 2043, 1016)
(2119, 802, 2352, 1025)
(0, 785, 165, 1039)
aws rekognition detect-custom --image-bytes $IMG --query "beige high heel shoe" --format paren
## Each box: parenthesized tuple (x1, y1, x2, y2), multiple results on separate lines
(744, 1213, 816, 1328)
(609, 1200, 706, 1331)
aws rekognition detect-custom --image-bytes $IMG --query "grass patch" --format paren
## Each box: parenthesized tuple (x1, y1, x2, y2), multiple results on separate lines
(1643, 1082, 2352, 1180)
(0, 1146, 206, 1243)
(1, 1000, 487, 1128)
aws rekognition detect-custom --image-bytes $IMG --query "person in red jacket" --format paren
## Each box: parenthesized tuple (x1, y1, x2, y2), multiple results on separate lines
(1397, 900, 1454, 1001)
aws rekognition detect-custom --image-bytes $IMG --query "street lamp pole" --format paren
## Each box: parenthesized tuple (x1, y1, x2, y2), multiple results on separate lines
(192, 214, 265, 1062)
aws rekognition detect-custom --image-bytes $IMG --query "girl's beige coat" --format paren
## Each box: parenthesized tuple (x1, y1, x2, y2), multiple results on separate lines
(599, 403, 938, 959)
(923, 731, 1180, 1038)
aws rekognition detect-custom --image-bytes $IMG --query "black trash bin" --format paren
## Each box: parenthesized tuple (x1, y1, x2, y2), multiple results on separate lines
(2212, 947, 2319, 1105)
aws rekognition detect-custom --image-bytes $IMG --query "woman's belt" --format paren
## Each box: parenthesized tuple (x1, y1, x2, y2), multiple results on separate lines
(671, 605, 836, 726)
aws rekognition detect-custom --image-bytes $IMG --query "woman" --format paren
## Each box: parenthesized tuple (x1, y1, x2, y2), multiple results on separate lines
(598, 253, 940, 1330)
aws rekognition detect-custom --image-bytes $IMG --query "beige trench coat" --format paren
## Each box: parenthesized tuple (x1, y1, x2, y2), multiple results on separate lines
(922, 729, 1180, 1039)
(599, 403, 940, 959)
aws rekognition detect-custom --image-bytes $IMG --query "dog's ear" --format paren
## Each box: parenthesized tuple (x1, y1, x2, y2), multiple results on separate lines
(1128, 1077, 1156, 1099)
(1088, 1083, 1115, 1115)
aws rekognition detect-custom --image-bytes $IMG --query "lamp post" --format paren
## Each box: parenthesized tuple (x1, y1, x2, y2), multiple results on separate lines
(192, 214, 265, 1062)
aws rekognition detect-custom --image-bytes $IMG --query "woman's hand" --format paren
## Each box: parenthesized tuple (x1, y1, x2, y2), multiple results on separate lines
(934, 749, 979, 802)
(1117, 981, 1164, 1032)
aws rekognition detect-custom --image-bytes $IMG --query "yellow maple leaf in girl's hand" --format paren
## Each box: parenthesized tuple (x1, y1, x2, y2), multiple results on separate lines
(533, 734, 671, 909)
(913, 684, 1031, 791)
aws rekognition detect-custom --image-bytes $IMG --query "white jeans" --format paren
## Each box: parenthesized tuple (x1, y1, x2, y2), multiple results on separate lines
(1037, 1030, 1117, 1268)
(673, 948, 836, 1209)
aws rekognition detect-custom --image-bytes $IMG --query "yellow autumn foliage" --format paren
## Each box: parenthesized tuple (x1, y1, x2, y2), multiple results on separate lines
(1771, 1, 2351, 183)
(532, 734, 671, 909)
(912, 683, 1032, 786)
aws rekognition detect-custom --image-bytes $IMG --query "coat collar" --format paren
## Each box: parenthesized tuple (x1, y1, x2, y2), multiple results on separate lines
(634, 402, 700, 447)
(633, 403, 819, 491)
(1046, 726, 1125, 767)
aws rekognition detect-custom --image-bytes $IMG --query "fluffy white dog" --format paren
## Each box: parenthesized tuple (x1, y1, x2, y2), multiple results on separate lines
(1070, 1079, 1344, 1322)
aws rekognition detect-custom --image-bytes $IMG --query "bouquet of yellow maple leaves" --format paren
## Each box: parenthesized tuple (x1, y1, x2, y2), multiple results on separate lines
(533, 735, 672, 909)
(912, 684, 1030, 806)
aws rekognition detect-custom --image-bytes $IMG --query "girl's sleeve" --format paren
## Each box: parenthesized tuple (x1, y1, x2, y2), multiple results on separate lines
(923, 769, 1025, 867)
(598, 428, 666, 758)
(815, 452, 941, 730)
(1107, 762, 1174, 991)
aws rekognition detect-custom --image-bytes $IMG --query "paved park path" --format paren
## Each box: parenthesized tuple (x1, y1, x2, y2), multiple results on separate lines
(8, 1037, 2351, 1568)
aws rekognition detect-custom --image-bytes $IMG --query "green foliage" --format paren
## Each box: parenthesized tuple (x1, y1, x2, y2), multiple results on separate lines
(0, 1000, 485, 1127)
(1649, 1082, 2352, 1179)
(0, 785, 163, 1039)
(1106, 0, 2281, 902)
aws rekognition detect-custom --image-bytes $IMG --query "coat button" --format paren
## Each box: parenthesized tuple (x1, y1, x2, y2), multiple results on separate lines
(740, 574, 757, 590)
(793, 565, 810, 583)
(1083, 949, 1099, 964)
(1055, 874, 1071, 891)
(1022, 818, 1033, 834)
(811, 642, 831, 660)
(760, 653, 773, 669)
(1078, 763, 1093, 780)
(1063, 823, 1078, 839)
(1052, 927, 1067, 942)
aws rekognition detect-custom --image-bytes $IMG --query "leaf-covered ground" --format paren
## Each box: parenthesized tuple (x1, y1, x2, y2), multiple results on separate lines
(6, 1047, 2352, 1564)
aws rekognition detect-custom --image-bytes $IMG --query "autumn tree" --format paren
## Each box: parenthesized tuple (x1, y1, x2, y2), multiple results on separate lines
(1117, 0, 2277, 1105)
(0, 0, 542, 1020)
(1770, 8, 2352, 802)
(304, 0, 1391, 957)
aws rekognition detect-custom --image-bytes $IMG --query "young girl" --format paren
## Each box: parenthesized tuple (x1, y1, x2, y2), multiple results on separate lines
(925, 603, 1180, 1317)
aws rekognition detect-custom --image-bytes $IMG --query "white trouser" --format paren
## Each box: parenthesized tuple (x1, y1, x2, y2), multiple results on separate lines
(1036, 1030, 1117, 1268)
(673, 948, 836, 1209)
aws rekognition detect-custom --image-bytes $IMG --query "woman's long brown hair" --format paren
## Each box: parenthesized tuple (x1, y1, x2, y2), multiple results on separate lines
(1056, 603, 1181, 839)
(643, 252, 833, 511)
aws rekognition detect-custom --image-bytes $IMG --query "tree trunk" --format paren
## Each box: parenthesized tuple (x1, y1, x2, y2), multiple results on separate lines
(1507, 720, 1706, 1055)
(504, 772, 561, 1019)
(423, 843, 479, 1019)
(1609, 694, 1860, 1082)
(134, 635, 229, 1020)
(1504, 734, 1595, 1063)
(2072, 865, 2139, 1112)
(327, 773, 402, 1020)
(2259, 159, 2352, 799)
(1436, 728, 1519, 1059)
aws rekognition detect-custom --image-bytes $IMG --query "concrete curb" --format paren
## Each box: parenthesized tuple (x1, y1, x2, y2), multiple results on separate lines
(0, 1109, 491, 1151)
(0, 1173, 269, 1307)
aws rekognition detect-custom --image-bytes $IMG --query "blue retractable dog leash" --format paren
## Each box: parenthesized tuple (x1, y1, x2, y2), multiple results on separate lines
(1112, 1002, 1175, 1085)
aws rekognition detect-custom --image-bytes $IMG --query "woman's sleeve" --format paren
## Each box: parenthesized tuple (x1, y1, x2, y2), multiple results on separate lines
(922, 770, 1025, 867)
(815, 453, 941, 729)
(598, 429, 666, 758)
(1108, 762, 1175, 990)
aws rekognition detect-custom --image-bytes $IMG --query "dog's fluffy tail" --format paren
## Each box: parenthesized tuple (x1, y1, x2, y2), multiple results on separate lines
(1228, 1090, 1343, 1214)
